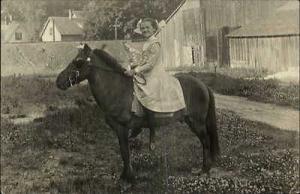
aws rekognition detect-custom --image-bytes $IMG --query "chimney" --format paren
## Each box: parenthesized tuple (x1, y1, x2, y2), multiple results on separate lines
(69, 9, 72, 20)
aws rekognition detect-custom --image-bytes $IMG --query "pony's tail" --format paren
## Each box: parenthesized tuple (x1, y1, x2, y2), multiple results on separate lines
(206, 87, 220, 162)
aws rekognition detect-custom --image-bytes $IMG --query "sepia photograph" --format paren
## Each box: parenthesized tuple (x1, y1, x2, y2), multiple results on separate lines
(1, 0, 299, 193)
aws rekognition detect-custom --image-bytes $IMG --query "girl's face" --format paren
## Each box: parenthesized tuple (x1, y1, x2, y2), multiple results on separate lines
(140, 21, 156, 38)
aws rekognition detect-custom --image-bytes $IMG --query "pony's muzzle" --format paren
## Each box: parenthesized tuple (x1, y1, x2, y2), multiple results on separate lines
(56, 72, 70, 90)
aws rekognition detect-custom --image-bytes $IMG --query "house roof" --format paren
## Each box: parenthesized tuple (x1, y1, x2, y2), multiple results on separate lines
(40, 17, 84, 37)
(154, 0, 186, 36)
(277, 0, 299, 11)
(227, 3, 300, 38)
(165, 0, 187, 23)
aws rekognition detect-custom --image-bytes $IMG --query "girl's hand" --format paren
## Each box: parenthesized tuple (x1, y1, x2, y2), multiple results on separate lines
(124, 69, 135, 77)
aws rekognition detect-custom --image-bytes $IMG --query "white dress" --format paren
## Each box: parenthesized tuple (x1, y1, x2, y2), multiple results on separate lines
(126, 37, 186, 113)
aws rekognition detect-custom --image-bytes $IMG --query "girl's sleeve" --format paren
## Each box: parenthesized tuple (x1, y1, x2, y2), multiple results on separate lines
(134, 42, 160, 74)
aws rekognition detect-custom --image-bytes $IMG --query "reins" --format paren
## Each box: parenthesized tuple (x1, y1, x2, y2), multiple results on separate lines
(69, 46, 147, 86)
(87, 54, 147, 85)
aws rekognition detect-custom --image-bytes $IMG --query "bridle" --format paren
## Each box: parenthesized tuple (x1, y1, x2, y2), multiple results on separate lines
(68, 70, 80, 87)
(67, 52, 147, 86)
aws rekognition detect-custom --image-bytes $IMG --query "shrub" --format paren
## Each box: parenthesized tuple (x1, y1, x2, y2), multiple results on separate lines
(187, 72, 299, 110)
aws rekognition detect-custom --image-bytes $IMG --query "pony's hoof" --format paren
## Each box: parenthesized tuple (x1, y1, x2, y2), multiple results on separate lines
(119, 179, 133, 192)
(191, 167, 202, 175)
(149, 143, 156, 151)
(120, 170, 136, 184)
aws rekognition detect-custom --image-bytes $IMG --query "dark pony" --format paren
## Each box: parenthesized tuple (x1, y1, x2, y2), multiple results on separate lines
(56, 43, 220, 184)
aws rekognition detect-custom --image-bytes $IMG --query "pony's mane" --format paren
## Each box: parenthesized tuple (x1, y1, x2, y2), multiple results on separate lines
(93, 49, 125, 73)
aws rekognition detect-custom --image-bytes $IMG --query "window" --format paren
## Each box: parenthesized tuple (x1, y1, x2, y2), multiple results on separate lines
(191, 47, 195, 64)
(49, 27, 53, 35)
(15, 32, 22, 40)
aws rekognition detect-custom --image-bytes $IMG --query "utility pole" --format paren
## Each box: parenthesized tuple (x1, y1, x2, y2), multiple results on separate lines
(113, 17, 121, 40)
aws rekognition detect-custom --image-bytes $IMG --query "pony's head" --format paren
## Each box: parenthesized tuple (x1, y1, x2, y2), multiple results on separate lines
(56, 43, 126, 90)
(56, 43, 94, 90)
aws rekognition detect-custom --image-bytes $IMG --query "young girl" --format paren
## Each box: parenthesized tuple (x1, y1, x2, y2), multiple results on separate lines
(124, 18, 186, 117)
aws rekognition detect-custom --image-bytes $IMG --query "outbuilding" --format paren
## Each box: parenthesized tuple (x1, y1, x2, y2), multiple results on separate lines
(40, 10, 84, 42)
(226, 1, 299, 72)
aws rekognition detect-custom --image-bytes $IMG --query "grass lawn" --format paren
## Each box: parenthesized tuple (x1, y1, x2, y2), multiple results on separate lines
(1, 76, 299, 193)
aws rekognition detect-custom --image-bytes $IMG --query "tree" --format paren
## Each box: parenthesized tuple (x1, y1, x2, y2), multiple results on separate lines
(81, 0, 183, 40)
(1, 0, 90, 41)
(82, 0, 128, 40)
(116, 0, 183, 40)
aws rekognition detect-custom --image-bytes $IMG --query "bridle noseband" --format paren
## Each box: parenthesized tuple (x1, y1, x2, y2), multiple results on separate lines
(68, 70, 80, 87)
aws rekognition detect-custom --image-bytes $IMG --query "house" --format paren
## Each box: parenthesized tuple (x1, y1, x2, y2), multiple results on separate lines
(1, 21, 31, 43)
(1, 11, 32, 43)
(226, 1, 299, 72)
(40, 10, 84, 42)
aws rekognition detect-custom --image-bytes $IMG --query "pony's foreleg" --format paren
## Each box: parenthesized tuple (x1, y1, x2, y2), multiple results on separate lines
(186, 117, 212, 173)
(105, 117, 135, 182)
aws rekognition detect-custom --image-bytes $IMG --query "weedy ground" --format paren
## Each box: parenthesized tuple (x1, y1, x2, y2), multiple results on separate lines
(1, 75, 299, 194)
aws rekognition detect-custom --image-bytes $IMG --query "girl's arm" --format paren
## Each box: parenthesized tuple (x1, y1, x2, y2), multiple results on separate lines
(134, 42, 160, 74)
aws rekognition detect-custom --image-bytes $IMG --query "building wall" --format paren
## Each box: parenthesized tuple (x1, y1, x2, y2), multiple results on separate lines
(156, 0, 286, 69)
(41, 19, 62, 42)
(61, 35, 83, 42)
(201, 0, 286, 62)
(229, 35, 299, 72)
(156, 0, 205, 70)
(1, 25, 31, 43)
(202, 0, 285, 36)
(9, 27, 30, 43)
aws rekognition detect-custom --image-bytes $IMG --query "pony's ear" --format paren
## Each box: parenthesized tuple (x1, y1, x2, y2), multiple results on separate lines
(83, 44, 92, 54)
(76, 43, 85, 49)
(77, 43, 91, 54)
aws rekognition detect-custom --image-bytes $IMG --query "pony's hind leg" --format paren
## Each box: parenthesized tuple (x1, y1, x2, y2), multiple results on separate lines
(128, 115, 146, 139)
(185, 116, 212, 173)
(129, 128, 143, 139)
(129, 127, 155, 151)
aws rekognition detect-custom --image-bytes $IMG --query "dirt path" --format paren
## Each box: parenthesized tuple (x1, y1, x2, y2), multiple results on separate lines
(215, 94, 299, 131)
